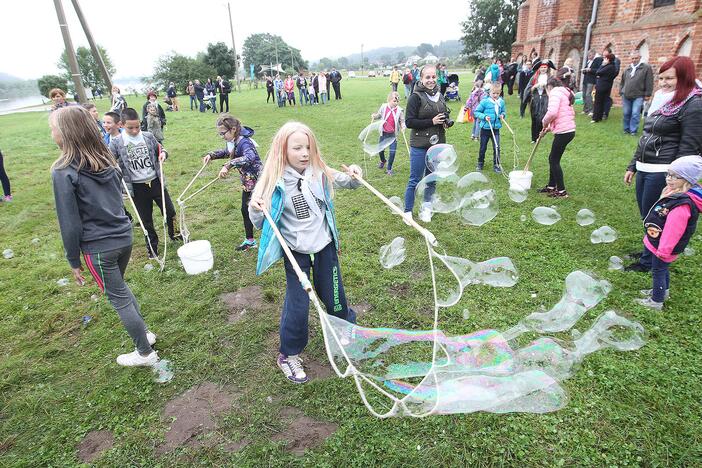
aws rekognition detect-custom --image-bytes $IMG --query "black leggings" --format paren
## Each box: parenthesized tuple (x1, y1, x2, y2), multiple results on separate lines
(132, 179, 177, 254)
(592, 87, 611, 122)
(266, 89, 275, 103)
(241, 190, 254, 239)
(547, 132, 575, 190)
(0, 150, 10, 197)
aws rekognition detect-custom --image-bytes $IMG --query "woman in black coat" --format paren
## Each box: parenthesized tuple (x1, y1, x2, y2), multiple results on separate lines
(591, 53, 617, 122)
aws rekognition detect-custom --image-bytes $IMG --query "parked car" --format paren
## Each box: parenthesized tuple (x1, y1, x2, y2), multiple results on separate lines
(368, 70, 377, 78)
(348, 71, 356, 78)
(382, 69, 391, 77)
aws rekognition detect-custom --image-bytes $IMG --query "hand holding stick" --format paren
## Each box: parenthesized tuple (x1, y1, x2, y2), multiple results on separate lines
(500, 116, 514, 135)
(523, 133, 543, 172)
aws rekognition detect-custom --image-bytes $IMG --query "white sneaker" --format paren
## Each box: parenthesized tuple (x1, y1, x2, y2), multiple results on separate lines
(402, 211, 413, 226)
(146, 330, 157, 346)
(639, 289, 670, 300)
(418, 204, 433, 223)
(634, 297, 663, 311)
(116, 349, 159, 367)
(277, 353, 308, 384)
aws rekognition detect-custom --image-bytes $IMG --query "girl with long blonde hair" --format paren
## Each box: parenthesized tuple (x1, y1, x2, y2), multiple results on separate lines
(248, 121, 361, 384)
(50, 106, 159, 367)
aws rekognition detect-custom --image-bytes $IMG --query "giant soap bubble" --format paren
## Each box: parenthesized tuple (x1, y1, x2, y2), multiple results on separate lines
(426, 144, 459, 175)
(358, 120, 397, 156)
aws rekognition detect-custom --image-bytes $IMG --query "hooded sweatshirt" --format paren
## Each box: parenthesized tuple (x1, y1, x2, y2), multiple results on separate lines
(643, 186, 702, 262)
(52, 165, 132, 268)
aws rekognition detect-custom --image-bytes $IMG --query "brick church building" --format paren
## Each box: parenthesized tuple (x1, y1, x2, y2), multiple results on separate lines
(511, 0, 702, 89)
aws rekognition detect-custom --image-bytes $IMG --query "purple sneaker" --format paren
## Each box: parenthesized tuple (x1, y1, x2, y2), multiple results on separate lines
(277, 353, 308, 384)
(378, 161, 385, 169)
(386, 169, 394, 176)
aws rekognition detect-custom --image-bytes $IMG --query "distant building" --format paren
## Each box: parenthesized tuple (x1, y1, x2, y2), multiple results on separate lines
(421, 53, 439, 64)
(512, 0, 701, 90)
(405, 55, 421, 67)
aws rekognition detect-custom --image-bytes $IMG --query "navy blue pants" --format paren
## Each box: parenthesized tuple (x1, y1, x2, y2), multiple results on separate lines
(280, 242, 356, 356)
(636, 171, 667, 268)
(648, 246, 670, 303)
(478, 128, 500, 165)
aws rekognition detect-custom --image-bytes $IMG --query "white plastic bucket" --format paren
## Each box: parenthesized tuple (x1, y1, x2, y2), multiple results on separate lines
(177, 240, 213, 275)
(509, 170, 533, 191)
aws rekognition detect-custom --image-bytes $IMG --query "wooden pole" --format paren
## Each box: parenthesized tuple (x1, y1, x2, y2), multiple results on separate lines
(53, 0, 87, 102)
(70, 0, 112, 94)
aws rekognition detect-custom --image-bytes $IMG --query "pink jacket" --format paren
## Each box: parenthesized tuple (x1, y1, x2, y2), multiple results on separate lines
(542, 87, 576, 134)
(644, 189, 702, 262)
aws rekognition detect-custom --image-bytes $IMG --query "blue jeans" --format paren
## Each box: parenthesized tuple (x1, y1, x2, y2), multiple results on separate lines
(404, 146, 434, 213)
(649, 247, 670, 303)
(471, 119, 480, 138)
(209, 97, 217, 112)
(378, 132, 398, 170)
(198, 97, 205, 112)
(280, 242, 356, 356)
(320, 92, 327, 104)
(635, 171, 667, 268)
(478, 128, 500, 165)
(299, 88, 308, 105)
(622, 96, 644, 134)
(189, 95, 197, 110)
(404, 84, 412, 99)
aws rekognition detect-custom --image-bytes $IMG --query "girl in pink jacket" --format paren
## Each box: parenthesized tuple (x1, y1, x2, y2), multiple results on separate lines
(539, 77, 576, 198)
(636, 156, 702, 310)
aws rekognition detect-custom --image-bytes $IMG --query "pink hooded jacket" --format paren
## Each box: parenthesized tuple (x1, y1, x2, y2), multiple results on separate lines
(542, 86, 576, 134)
(644, 188, 702, 262)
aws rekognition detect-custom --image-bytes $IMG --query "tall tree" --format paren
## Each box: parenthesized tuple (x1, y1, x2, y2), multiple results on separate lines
(242, 33, 307, 75)
(396, 51, 407, 64)
(58, 45, 115, 93)
(150, 53, 217, 92)
(415, 43, 435, 57)
(37, 75, 68, 97)
(338, 57, 349, 68)
(203, 42, 237, 78)
(461, 0, 520, 63)
(380, 54, 392, 66)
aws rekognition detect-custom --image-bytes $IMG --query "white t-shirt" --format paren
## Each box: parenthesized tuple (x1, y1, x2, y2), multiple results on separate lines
(123, 133, 156, 183)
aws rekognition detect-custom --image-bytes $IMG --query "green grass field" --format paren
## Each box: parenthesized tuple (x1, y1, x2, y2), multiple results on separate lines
(1, 75, 701, 466)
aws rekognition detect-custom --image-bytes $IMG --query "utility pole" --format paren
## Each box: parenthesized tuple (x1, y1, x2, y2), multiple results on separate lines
(53, 0, 87, 102)
(70, 0, 112, 93)
(361, 44, 364, 73)
(274, 38, 279, 72)
(226, 2, 239, 90)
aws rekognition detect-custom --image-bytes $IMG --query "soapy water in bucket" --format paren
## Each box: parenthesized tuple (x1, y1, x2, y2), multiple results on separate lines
(508, 170, 533, 192)
(177, 240, 214, 275)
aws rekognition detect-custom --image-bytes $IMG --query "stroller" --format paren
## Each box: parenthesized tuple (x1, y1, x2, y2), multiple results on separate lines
(445, 73, 460, 101)
(163, 96, 174, 112)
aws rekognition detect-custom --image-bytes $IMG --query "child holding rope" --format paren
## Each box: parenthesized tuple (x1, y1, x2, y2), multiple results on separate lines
(109, 108, 180, 258)
(248, 122, 362, 384)
(50, 106, 158, 366)
(635, 156, 702, 310)
(473, 83, 506, 173)
(203, 114, 263, 251)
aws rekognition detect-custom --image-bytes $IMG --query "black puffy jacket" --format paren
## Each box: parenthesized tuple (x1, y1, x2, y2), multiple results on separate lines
(627, 94, 702, 171)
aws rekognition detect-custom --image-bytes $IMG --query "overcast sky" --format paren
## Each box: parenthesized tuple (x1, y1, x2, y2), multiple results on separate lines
(1, 0, 468, 80)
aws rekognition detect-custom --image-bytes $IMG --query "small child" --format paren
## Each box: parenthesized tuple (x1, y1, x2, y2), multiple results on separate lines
(371, 91, 405, 175)
(102, 111, 123, 146)
(146, 104, 164, 144)
(248, 122, 361, 384)
(284, 74, 296, 106)
(636, 156, 702, 310)
(83, 102, 107, 138)
(473, 83, 506, 173)
(464, 79, 485, 141)
(50, 106, 158, 366)
(203, 114, 263, 251)
(108, 108, 180, 257)
(308, 74, 317, 104)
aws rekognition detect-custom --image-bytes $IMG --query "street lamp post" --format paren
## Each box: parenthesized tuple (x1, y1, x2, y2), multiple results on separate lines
(361, 44, 364, 73)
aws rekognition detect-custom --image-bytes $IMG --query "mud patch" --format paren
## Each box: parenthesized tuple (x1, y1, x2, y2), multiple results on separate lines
(158, 382, 237, 455)
(77, 430, 114, 463)
(350, 302, 373, 316)
(223, 439, 250, 453)
(272, 407, 338, 455)
(305, 356, 334, 380)
(388, 282, 411, 298)
(221, 285, 265, 323)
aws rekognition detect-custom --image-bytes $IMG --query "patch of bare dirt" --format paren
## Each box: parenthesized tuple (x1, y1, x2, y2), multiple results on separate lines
(77, 430, 114, 463)
(410, 270, 425, 281)
(272, 407, 338, 455)
(158, 382, 237, 455)
(304, 356, 334, 380)
(221, 285, 265, 323)
(350, 302, 373, 316)
(388, 282, 411, 298)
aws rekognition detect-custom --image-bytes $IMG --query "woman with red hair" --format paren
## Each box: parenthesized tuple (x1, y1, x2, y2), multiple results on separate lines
(591, 53, 618, 122)
(623, 56, 702, 272)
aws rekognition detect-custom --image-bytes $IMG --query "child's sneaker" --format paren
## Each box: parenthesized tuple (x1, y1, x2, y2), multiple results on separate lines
(418, 203, 433, 223)
(378, 161, 385, 169)
(386, 169, 394, 176)
(475, 163, 484, 171)
(549, 190, 569, 198)
(116, 349, 159, 367)
(493, 165, 502, 174)
(634, 297, 663, 311)
(538, 186, 556, 193)
(277, 353, 308, 384)
(235, 239, 257, 251)
(3, 195, 12, 202)
(402, 211, 413, 226)
(146, 330, 157, 346)
(639, 289, 670, 300)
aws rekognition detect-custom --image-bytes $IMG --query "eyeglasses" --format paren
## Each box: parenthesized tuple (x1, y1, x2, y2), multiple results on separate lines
(218, 129, 230, 136)
(666, 173, 683, 180)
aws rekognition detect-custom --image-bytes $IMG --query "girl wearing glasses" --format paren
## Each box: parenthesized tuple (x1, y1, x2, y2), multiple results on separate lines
(636, 156, 702, 310)
(203, 114, 263, 251)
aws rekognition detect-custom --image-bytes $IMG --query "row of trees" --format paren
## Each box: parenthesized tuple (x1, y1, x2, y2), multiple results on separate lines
(460, 0, 520, 64)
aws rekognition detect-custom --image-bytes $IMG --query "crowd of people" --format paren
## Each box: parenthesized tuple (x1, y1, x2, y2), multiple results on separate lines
(24, 52, 699, 383)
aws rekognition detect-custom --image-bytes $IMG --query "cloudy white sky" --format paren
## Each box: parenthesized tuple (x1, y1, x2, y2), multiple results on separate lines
(1, 0, 468, 80)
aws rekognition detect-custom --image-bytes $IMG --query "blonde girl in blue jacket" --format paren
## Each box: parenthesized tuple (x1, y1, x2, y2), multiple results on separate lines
(473, 83, 506, 172)
(248, 122, 362, 384)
